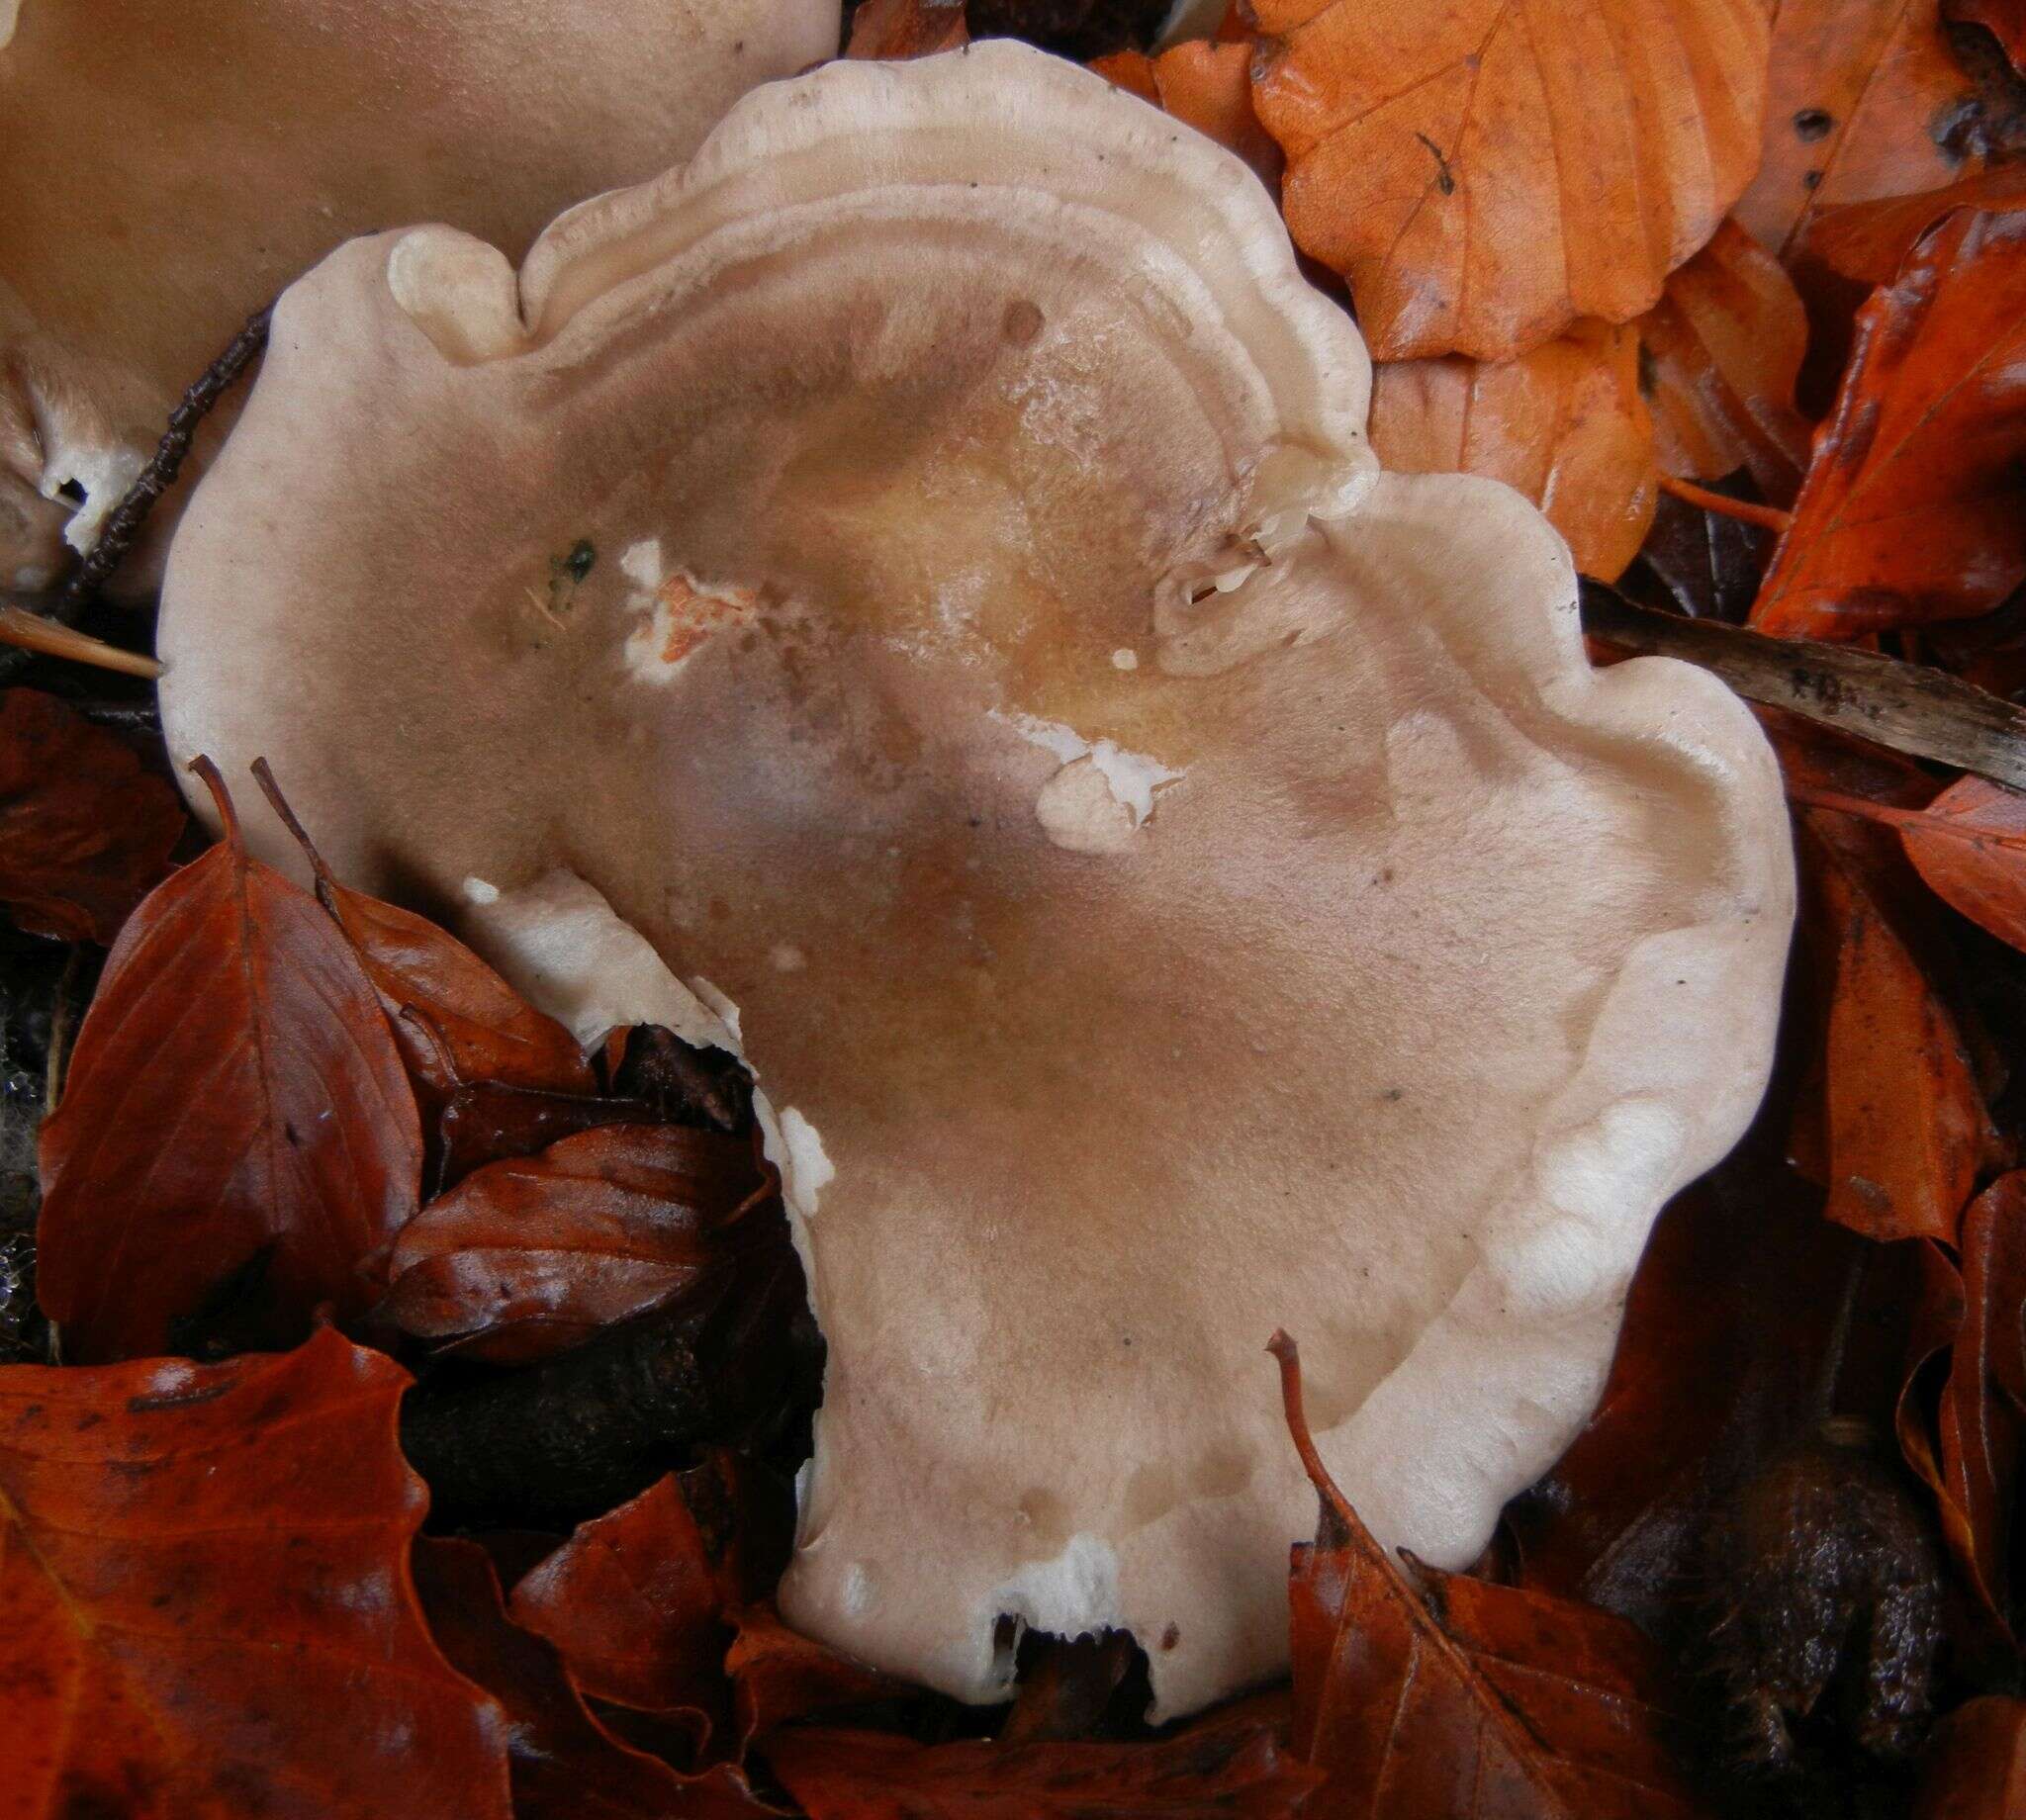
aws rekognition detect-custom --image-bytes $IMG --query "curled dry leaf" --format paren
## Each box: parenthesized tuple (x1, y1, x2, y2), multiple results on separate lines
(0, 1329, 511, 1820)
(35, 761, 419, 1361)
(1272, 1334, 1708, 1818)
(1091, 40, 1282, 184)
(0, 687, 184, 946)
(1248, 0, 1769, 360)
(414, 1536, 772, 1820)
(725, 1602, 909, 1752)
(1640, 220, 1814, 504)
(761, 1698, 1321, 1820)
(1910, 1173, 2026, 1633)
(1803, 816, 1985, 1246)
(1914, 1696, 2026, 1818)
(509, 1473, 730, 1733)
(1735, 0, 1971, 266)
(1754, 203, 2026, 641)
(846, 0, 969, 56)
(1367, 319, 1655, 580)
(1895, 774, 2026, 953)
(382, 1123, 765, 1363)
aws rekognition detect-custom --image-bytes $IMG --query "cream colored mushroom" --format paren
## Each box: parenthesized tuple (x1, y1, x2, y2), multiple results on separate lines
(155, 43, 1795, 1717)
(0, 0, 839, 590)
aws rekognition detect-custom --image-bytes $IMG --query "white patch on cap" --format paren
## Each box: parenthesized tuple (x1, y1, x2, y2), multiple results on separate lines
(461, 875, 501, 906)
(1111, 647, 1140, 671)
(619, 538, 664, 590)
(996, 711, 1181, 852)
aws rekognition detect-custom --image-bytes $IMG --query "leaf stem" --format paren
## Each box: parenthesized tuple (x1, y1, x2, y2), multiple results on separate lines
(1266, 1330, 1358, 1533)
(1657, 472, 1795, 533)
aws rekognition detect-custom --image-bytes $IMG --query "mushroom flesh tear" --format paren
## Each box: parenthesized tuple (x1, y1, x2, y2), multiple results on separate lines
(156, 44, 1796, 1718)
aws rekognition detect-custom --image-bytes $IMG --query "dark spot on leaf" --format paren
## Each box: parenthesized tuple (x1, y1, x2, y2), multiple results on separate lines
(1793, 108, 1833, 140)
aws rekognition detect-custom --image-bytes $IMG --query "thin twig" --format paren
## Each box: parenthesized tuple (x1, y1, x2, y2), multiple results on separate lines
(0, 603, 161, 679)
(60, 301, 274, 608)
(1657, 473, 1795, 534)
(1581, 582, 2026, 791)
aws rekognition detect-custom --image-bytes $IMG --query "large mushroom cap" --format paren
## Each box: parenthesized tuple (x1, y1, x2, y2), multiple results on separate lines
(0, 0, 839, 588)
(157, 43, 1795, 1717)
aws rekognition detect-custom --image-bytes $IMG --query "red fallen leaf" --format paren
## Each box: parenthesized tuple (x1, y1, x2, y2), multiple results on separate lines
(414, 1536, 778, 1820)
(253, 761, 593, 1108)
(1248, 0, 1768, 362)
(1640, 219, 1814, 505)
(761, 1695, 1321, 1820)
(1090, 40, 1282, 186)
(509, 1473, 729, 1737)
(436, 1076, 662, 1192)
(1914, 1696, 2026, 1817)
(0, 687, 184, 945)
(1897, 1174, 2026, 1637)
(1369, 319, 1656, 581)
(1271, 1332, 1711, 1818)
(1735, 0, 1973, 269)
(846, 0, 968, 56)
(1888, 774, 2026, 953)
(0, 1328, 511, 1820)
(381, 1123, 767, 1363)
(726, 1602, 907, 1751)
(1812, 163, 2026, 286)
(1804, 815, 1986, 1245)
(1948, 0, 2026, 75)
(36, 760, 420, 1361)
(1753, 204, 2026, 641)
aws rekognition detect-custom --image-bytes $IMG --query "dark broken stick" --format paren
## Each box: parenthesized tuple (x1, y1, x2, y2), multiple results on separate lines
(1579, 582, 2026, 792)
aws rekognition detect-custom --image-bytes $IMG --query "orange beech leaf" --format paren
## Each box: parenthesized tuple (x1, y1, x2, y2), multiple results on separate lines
(381, 1123, 766, 1363)
(1368, 319, 1655, 580)
(761, 1697, 1320, 1820)
(1735, 0, 1973, 267)
(1271, 1333, 1709, 1818)
(36, 761, 420, 1361)
(1091, 41, 1282, 185)
(0, 1329, 511, 1820)
(1812, 163, 2026, 285)
(1640, 219, 1814, 504)
(0, 687, 183, 945)
(726, 1602, 908, 1751)
(509, 1473, 729, 1732)
(254, 760, 593, 1107)
(414, 1537, 777, 1820)
(1914, 1696, 2026, 1818)
(1892, 774, 2026, 952)
(846, 0, 969, 56)
(1754, 206, 2026, 641)
(1803, 816, 1985, 1245)
(1247, 0, 1769, 361)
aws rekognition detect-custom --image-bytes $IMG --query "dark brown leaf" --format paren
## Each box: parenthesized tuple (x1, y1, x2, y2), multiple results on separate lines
(382, 1123, 766, 1363)
(0, 687, 183, 945)
(1914, 1695, 2026, 1817)
(36, 760, 420, 1360)
(1272, 1333, 1709, 1818)
(414, 1535, 775, 1820)
(761, 1695, 1319, 1820)
(436, 1077, 659, 1192)
(0, 1329, 512, 1819)
(509, 1472, 730, 1732)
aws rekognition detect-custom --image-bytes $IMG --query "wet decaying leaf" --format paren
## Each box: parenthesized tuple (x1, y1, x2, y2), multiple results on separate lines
(761, 1696, 1321, 1820)
(726, 1602, 911, 1752)
(1803, 815, 1987, 1245)
(1272, 1334, 1706, 1818)
(0, 687, 183, 946)
(1754, 201, 2026, 641)
(0, 1329, 511, 1820)
(1617, 483, 1773, 623)
(35, 762, 420, 1361)
(413, 1536, 768, 1820)
(1639, 220, 1814, 504)
(382, 1122, 769, 1363)
(1913, 1695, 2026, 1817)
(1368, 318, 1656, 582)
(1249, 0, 1769, 361)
